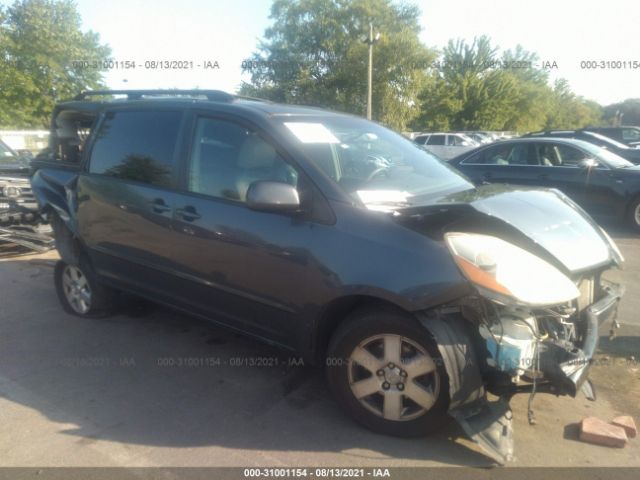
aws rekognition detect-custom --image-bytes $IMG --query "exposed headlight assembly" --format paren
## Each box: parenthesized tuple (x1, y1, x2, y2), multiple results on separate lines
(599, 226, 624, 264)
(445, 232, 579, 306)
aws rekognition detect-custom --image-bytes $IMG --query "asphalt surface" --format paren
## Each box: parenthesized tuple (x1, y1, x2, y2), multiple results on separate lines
(0, 224, 639, 468)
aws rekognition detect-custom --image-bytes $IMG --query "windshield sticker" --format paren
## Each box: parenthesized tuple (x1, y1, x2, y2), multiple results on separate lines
(284, 122, 340, 144)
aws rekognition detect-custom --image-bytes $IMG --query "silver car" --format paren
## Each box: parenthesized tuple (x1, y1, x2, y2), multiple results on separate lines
(413, 132, 479, 160)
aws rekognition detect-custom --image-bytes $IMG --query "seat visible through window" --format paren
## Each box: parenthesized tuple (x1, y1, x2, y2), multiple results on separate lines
(188, 118, 297, 202)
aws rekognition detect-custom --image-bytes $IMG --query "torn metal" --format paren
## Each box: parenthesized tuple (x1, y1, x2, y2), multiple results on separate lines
(418, 277, 623, 465)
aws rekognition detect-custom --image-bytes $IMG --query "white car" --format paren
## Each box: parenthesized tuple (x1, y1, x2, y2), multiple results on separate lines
(413, 133, 479, 160)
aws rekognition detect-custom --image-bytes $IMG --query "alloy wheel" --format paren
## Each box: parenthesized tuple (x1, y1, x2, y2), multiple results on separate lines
(61, 264, 92, 314)
(347, 334, 440, 421)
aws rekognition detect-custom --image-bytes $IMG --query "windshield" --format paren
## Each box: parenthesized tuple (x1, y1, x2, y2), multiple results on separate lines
(282, 117, 473, 211)
(0, 141, 17, 162)
(576, 140, 634, 168)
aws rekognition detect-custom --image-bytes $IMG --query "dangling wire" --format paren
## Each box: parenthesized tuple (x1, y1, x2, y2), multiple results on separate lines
(527, 339, 541, 425)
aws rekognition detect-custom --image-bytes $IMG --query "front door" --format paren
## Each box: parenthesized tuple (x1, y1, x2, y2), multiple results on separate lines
(169, 115, 321, 346)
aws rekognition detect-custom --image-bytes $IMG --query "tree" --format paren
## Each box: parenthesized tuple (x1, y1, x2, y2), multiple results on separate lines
(602, 98, 640, 126)
(0, 0, 111, 128)
(413, 36, 602, 133)
(414, 37, 521, 131)
(544, 79, 602, 129)
(240, 0, 435, 131)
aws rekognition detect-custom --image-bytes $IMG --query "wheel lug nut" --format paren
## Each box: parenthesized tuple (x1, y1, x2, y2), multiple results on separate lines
(397, 383, 404, 391)
(382, 382, 390, 390)
(388, 363, 395, 369)
(376, 369, 384, 376)
(400, 370, 407, 377)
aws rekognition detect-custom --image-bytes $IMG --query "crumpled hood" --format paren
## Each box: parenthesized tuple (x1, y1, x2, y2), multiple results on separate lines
(401, 184, 619, 273)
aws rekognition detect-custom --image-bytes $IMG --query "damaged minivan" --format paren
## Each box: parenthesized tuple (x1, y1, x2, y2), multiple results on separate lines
(31, 90, 624, 463)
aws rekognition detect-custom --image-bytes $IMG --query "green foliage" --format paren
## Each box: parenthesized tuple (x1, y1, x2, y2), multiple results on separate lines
(414, 36, 526, 131)
(602, 98, 640, 126)
(412, 37, 605, 133)
(544, 79, 602, 129)
(0, 0, 111, 128)
(240, 0, 435, 131)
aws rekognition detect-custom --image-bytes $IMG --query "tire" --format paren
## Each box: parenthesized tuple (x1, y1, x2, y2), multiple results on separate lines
(49, 212, 80, 264)
(326, 307, 450, 438)
(627, 197, 640, 232)
(54, 255, 116, 317)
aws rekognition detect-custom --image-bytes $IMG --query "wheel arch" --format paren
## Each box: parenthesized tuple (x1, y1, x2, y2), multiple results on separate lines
(310, 294, 421, 365)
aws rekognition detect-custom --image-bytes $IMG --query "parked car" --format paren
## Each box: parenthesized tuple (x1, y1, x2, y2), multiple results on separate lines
(412, 132, 478, 160)
(450, 137, 640, 230)
(586, 126, 640, 146)
(31, 90, 624, 464)
(0, 139, 52, 251)
(522, 130, 640, 164)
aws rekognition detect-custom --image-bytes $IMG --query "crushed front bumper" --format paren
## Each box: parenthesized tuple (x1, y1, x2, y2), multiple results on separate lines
(419, 280, 624, 465)
(540, 280, 624, 397)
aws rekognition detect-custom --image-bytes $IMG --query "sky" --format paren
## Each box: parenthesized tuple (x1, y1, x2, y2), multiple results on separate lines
(35, 0, 640, 105)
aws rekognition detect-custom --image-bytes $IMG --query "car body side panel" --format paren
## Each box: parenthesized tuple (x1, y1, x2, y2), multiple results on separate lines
(30, 166, 80, 232)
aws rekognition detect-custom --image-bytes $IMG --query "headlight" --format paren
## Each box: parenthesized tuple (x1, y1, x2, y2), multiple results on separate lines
(2, 186, 21, 198)
(445, 232, 579, 306)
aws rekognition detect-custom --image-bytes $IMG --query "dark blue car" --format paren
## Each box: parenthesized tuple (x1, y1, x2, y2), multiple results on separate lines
(450, 137, 640, 231)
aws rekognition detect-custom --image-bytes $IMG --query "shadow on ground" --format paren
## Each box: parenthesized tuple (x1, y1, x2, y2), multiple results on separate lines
(0, 258, 492, 466)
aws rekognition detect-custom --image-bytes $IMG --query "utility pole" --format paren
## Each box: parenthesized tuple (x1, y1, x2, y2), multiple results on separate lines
(363, 22, 380, 120)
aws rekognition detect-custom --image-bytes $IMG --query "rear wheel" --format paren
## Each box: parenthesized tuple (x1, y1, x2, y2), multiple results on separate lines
(326, 307, 450, 437)
(54, 256, 115, 317)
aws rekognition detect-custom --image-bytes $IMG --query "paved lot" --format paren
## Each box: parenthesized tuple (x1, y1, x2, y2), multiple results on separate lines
(0, 224, 639, 468)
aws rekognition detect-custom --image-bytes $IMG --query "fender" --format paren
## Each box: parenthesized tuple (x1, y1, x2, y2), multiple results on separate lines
(30, 167, 80, 234)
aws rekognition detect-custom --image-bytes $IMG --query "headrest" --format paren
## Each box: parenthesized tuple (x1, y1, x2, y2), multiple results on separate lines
(237, 135, 276, 169)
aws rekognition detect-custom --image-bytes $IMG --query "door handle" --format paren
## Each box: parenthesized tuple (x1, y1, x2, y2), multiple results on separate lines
(176, 205, 201, 222)
(538, 174, 549, 181)
(150, 198, 171, 214)
(483, 172, 492, 179)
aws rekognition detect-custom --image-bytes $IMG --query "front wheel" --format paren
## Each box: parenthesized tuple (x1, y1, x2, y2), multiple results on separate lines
(627, 197, 640, 232)
(54, 257, 115, 317)
(326, 308, 450, 438)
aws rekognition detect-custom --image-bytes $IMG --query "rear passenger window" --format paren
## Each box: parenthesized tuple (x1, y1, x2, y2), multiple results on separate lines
(89, 110, 182, 187)
(188, 118, 298, 202)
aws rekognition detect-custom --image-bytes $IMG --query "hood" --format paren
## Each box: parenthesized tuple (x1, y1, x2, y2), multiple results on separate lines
(0, 165, 30, 177)
(397, 184, 619, 274)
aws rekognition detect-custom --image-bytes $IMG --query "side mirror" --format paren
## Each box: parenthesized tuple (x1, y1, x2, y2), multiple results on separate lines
(579, 158, 599, 169)
(246, 181, 300, 213)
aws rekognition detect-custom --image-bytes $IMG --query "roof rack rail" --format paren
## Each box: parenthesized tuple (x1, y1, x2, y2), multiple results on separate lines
(73, 89, 235, 102)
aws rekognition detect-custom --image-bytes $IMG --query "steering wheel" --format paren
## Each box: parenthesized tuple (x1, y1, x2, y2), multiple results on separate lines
(365, 167, 389, 182)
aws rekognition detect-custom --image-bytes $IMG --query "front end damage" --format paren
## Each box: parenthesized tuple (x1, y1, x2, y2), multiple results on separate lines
(396, 187, 625, 464)
(419, 276, 622, 464)
(0, 175, 54, 253)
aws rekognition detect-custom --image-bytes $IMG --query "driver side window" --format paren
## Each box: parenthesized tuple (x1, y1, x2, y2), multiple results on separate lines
(188, 118, 298, 202)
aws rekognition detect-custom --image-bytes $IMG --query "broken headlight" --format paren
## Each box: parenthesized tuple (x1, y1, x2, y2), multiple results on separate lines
(445, 232, 579, 306)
